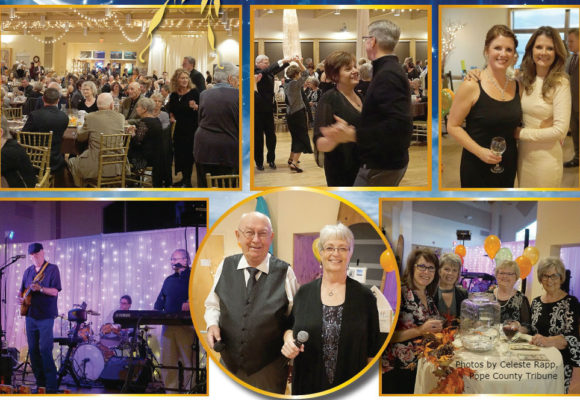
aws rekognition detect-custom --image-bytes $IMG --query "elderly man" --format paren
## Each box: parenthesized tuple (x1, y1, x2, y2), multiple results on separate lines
(564, 28, 579, 168)
(18, 78, 34, 97)
(68, 93, 126, 187)
(352, 20, 412, 186)
(182, 56, 206, 93)
(22, 88, 69, 175)
(119, 81, 142, 125)
(205, 211, 298, 393)
(254, 55, 291, 170)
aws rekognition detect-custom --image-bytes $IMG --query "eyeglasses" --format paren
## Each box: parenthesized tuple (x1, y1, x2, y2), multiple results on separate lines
(238, 229, 271, 239)
(541, 273, 561, 282)
(497, 272, 516, 277)
(362, 35, 374, 41)
(170, 256, 186, 261)
(415, 264, 436, 272)
(323, 247, 349, 254)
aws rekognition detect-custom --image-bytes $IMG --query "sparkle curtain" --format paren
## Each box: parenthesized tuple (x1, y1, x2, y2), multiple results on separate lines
(282, 10, 301, 59)
(1, 226, 205, 357)
(149, 32, 208, 83)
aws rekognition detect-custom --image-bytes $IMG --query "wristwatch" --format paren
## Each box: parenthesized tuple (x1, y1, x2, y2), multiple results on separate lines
(39, 286, 44, 293)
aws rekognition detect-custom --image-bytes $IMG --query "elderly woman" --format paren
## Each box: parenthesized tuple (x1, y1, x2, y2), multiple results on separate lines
(281, 223, 380, 395)
(166, 68, 199, 187)
(355, 62, 372, 100)
(150, 92, 172, 186)
(488, 260, 530, 332)
(530, 257, 580, 392)
(150, 92, 170, 130)
(284, 58, 313, 172)
(129, 97, 165, 187)
(436, 253, 467, 319)
(193, 62, 239, 188)
(78, 81, 98, 113)
(1, 116, 36, 188)
(382, 249, 442, 394)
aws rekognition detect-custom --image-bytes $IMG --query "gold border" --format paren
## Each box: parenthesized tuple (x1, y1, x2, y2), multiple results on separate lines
(438, 4, 580, 192)
(0, 4, 243, 193)
(249, 5, 432, 192)
(189, 187, 402, 398)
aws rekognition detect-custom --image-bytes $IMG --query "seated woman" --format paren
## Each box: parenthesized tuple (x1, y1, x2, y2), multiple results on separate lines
(488, 260, 530, 332)
(78, 81, 99, 113)
(436, 253, 468, 320)
(129, 98, 165, 187)
(530, 257, 580, 392)
(0, 117, 36, 188)
(382, 249, 442, 394)
(281, 223, 380, 395)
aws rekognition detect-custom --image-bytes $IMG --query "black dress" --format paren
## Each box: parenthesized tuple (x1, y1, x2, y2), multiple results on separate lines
(489, 289, 531, 331)
(129, 117, 164, 187)
(460, 81, 521, 188)
(167, 89, 199, 185)
(78, 100, 99, 113)
(313, 88, 361, 186)
(530, 295, 580, 392)
(1, 139, 37, 188)
(290, 277, 380, 395)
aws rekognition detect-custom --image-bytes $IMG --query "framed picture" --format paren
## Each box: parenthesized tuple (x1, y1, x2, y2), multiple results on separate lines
(1, 48, 11, 67)
(123, 51, 137, 60)
(93, 51, 105, 59)
(79, 51, 92, 59)
(110, 51, 123, 60)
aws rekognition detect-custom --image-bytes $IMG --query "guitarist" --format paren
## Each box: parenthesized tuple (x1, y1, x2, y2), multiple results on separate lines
(17, 243, 62, 393)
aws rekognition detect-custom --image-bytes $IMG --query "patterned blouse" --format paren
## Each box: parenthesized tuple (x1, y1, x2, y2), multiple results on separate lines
(489, 289, 531, 331)
(530, 295, 580, 392)
(382, 285, 439, 372)
(322, 304, 344, 384)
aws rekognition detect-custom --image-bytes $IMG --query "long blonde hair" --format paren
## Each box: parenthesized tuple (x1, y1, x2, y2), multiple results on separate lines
(520, 26, 568, 101)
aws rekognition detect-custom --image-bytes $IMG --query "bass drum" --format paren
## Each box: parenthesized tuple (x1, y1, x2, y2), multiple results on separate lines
(72, 344, 105, 381)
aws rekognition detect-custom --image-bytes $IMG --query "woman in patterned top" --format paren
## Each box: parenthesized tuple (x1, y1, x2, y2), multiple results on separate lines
(281, 223, 380, 395)
(488, 260, 531, 332)
(530, 257, 580, 392)
(382, 249, 442, 394)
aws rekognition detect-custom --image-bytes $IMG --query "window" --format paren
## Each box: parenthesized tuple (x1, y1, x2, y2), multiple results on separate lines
(515, 220, 537, 242)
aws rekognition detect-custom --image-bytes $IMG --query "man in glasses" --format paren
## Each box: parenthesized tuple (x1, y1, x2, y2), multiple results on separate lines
(204, 211, 298, 394)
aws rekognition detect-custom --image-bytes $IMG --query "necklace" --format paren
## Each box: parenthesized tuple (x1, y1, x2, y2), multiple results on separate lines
(439, 287, 454, 293)
(486, 69, 509, 100)
(328, 288, 335, 296)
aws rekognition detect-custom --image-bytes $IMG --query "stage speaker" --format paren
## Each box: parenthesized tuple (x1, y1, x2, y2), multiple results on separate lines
(0, 355, 13, 385)
(99, 357, 152, 391)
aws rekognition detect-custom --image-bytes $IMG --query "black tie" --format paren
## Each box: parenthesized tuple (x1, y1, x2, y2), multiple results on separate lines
(246, 268, 259, 300)
(571, 54, 578, 73)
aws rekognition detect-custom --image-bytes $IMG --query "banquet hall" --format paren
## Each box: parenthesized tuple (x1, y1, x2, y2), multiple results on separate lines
(380, 199, 580, 394)
(251, 7, 430, 188)
(0, 6, 240, 189)
(0, 200, 207, 394)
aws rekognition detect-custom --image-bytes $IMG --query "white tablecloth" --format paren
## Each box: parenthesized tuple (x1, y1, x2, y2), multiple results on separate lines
(414, 343, 565, 394)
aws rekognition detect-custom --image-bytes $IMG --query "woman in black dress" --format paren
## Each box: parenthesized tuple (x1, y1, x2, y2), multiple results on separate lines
(78, 81, 99, 113)
(314, 51, 362, 186)
(166, 68, 199, 187)
(447, 25, 521, 188)
(436, 253, 468, 320)
(530, 257, 580, 392)
(128, 98, 165, 187)
(281, 223, 380, 395)
(488, 260, 531, 331)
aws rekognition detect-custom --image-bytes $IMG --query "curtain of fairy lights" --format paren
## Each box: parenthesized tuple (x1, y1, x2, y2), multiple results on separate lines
(1, 226, 205, 359)
(282, 10, 301, 60)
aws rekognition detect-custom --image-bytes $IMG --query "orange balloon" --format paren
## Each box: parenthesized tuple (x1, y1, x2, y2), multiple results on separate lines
(523, 246, 540, 266)
(312, 238, 321, 263)
(380, 249, 397, 272)
(455, 245, 466, 258)
(516, 256, 533, 280)
(484, 235, 501, 259)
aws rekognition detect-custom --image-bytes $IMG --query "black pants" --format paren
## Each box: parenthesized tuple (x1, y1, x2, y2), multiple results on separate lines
(254, 111, 276, 166)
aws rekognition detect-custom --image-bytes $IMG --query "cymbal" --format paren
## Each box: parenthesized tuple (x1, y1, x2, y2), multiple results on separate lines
(86, 310, 100, 316)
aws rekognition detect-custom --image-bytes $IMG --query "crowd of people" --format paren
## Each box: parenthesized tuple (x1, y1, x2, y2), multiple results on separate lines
(447, 25, 578, 188)
(1, 56, 239, 188)
(382, 248, 580, 394)
(254, 19, 428, 186)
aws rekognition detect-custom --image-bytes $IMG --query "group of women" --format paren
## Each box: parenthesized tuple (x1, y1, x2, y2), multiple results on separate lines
(448, 25, 572, 188)
(382, 248, 580, 394)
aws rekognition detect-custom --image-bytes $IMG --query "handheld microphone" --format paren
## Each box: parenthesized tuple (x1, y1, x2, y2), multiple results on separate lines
(213, 340, 225, 352)
(294, 330, 309, 347)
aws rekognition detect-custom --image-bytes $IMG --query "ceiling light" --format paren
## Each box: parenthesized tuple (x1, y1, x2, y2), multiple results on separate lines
(267, 9, 274, 14)
(333, 10, 341, 15)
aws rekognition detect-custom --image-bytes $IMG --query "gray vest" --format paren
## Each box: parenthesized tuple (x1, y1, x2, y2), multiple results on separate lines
(215, 254, 289, 375)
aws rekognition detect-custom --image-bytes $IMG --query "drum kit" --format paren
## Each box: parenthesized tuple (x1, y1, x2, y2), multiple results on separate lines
(54, 302, 157, 388)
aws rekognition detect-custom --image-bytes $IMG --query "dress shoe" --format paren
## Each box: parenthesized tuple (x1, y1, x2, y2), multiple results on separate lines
(256, 164, 264, 171)
(289, 162, 303, 173)
(268, 162, 277, 169)
(564, 159, 579, 168)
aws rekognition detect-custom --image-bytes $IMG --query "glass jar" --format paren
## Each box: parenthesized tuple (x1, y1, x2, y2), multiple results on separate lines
(460, 292, 500, 352)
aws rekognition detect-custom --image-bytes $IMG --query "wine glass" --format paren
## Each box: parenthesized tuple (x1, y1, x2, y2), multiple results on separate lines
(490, 137, 507, 173)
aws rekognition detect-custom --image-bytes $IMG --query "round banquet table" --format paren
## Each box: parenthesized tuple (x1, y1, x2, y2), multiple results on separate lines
(414, 340, 565, 394)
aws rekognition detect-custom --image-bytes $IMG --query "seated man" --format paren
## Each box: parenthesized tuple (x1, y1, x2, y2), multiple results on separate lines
(119, 82, 143, 125)
(68, 93, 127, 187)
(1, 116, 36, 187)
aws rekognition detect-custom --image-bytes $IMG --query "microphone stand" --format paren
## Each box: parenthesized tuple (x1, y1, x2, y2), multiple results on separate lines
(0, 256, 21, 353)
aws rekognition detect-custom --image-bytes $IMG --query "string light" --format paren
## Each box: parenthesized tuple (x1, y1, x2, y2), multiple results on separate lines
(29, 29, 69, 45)
(117, 16, 148, 43)
(70, 8, 114, 25)
(441, 21, 465, 69)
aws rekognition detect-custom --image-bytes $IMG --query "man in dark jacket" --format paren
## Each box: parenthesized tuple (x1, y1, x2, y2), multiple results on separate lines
(22, 88, 69, 178)
(183, 56, 206, 93)
(254, 55, 291, 170)
(354, 20, 412, 186)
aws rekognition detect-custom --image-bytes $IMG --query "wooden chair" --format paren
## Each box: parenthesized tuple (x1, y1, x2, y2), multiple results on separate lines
(3, 107, 22, 120)
(16, 131, 53, 188)
(85, 133, 132, 188)
(411, 120, 428, 145)
(205, 173, 239, 188)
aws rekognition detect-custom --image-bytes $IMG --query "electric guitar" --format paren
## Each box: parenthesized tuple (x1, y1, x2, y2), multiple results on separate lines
(20, 261, 48, 316)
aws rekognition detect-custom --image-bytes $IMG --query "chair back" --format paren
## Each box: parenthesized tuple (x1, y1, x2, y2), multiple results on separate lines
(93, 132, 132, 188)
(16, 131, 53, 187)
(3, 107, 23, 120)
(205, 173, 239, 188)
